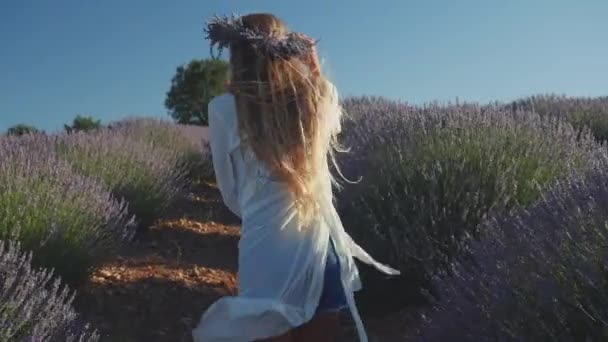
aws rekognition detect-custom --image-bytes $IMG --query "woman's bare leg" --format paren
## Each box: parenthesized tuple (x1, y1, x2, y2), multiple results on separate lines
(264, 331, 294, 342)
(292, 312, 341, 342)
(259, 312, 341, 342)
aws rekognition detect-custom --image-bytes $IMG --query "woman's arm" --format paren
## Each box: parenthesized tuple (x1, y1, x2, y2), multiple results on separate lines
(208, 101, 242, 218)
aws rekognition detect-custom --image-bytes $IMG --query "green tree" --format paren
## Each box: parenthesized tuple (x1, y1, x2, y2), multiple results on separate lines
(6, 124, 41, 136)
(165, 58, 230, 126)
(64, 115, 103, 133)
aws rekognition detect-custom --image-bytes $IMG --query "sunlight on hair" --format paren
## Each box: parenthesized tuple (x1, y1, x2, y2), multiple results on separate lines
(226, 13, 356, 227)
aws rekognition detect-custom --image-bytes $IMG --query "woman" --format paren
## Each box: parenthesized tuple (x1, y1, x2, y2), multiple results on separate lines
(193, 13, 399, 342)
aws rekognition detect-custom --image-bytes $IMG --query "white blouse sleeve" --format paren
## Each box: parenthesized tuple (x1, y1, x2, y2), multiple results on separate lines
(208, 103, 242, 218)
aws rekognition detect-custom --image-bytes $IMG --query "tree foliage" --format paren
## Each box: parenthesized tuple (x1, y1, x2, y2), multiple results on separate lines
(165, 58, 230, 126)
(64, 115, 103, 133)
(6, 124, 41, 136)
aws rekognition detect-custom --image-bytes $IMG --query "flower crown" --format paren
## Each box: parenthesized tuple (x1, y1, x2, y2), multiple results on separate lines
(204, 14, 318, 60)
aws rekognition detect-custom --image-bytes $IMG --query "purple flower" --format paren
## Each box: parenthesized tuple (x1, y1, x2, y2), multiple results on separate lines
(0, 134, 134, 285)
(204, 14, 317, 60)
(510, 94, 608, 142)
(334, 96, 601, 309)
(419, 151, 608, 341)
(0, 240, 99, 341)
(55, 123, 189, 232)
(109, 117, 213, 181)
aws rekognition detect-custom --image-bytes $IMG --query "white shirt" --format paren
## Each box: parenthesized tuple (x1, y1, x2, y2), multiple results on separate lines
(192, 88, 400, 342)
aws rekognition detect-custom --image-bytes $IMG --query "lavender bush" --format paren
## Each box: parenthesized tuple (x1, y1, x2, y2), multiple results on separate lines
(55, 127, 189, 233)
(109, 118, 213, 181)
(336, 97, 599, 309)
(509, 94, 608, 142)
(0, 240, 98, 342)
(0, 135, 133, 285)
(419, 151, 608, 342)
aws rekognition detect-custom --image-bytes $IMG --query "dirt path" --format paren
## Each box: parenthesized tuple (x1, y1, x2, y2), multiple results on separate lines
(76, 182, 239, 341)
(76, 181, 416, 341)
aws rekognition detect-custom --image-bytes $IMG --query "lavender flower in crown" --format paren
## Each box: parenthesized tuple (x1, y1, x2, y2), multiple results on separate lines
(204, 14, 318, 60)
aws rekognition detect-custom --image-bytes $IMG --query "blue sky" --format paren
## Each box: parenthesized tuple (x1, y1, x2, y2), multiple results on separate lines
(0, 0, 606, 133)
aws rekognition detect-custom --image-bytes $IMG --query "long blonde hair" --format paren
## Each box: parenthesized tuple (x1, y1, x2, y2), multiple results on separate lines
(228, 13, 344, 224)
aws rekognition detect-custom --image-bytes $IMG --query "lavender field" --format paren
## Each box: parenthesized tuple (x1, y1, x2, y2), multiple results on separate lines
(0, 118, 212, 340)
(1, 94, 607, 341)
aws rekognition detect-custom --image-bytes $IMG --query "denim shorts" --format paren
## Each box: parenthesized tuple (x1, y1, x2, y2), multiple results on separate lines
(315, 237, 348, 314)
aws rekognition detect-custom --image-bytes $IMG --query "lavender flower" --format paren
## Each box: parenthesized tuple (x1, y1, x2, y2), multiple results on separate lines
(204, 14, 317, 60)
(55, 125, 189, 233)
(509, 94, 608, 142)
(419, 151, 608, 341)
(109, 117, 213, 181)
(0, 134, 134, 285)
(0, 239, 99, 341)
(335, 97, 601, 309)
